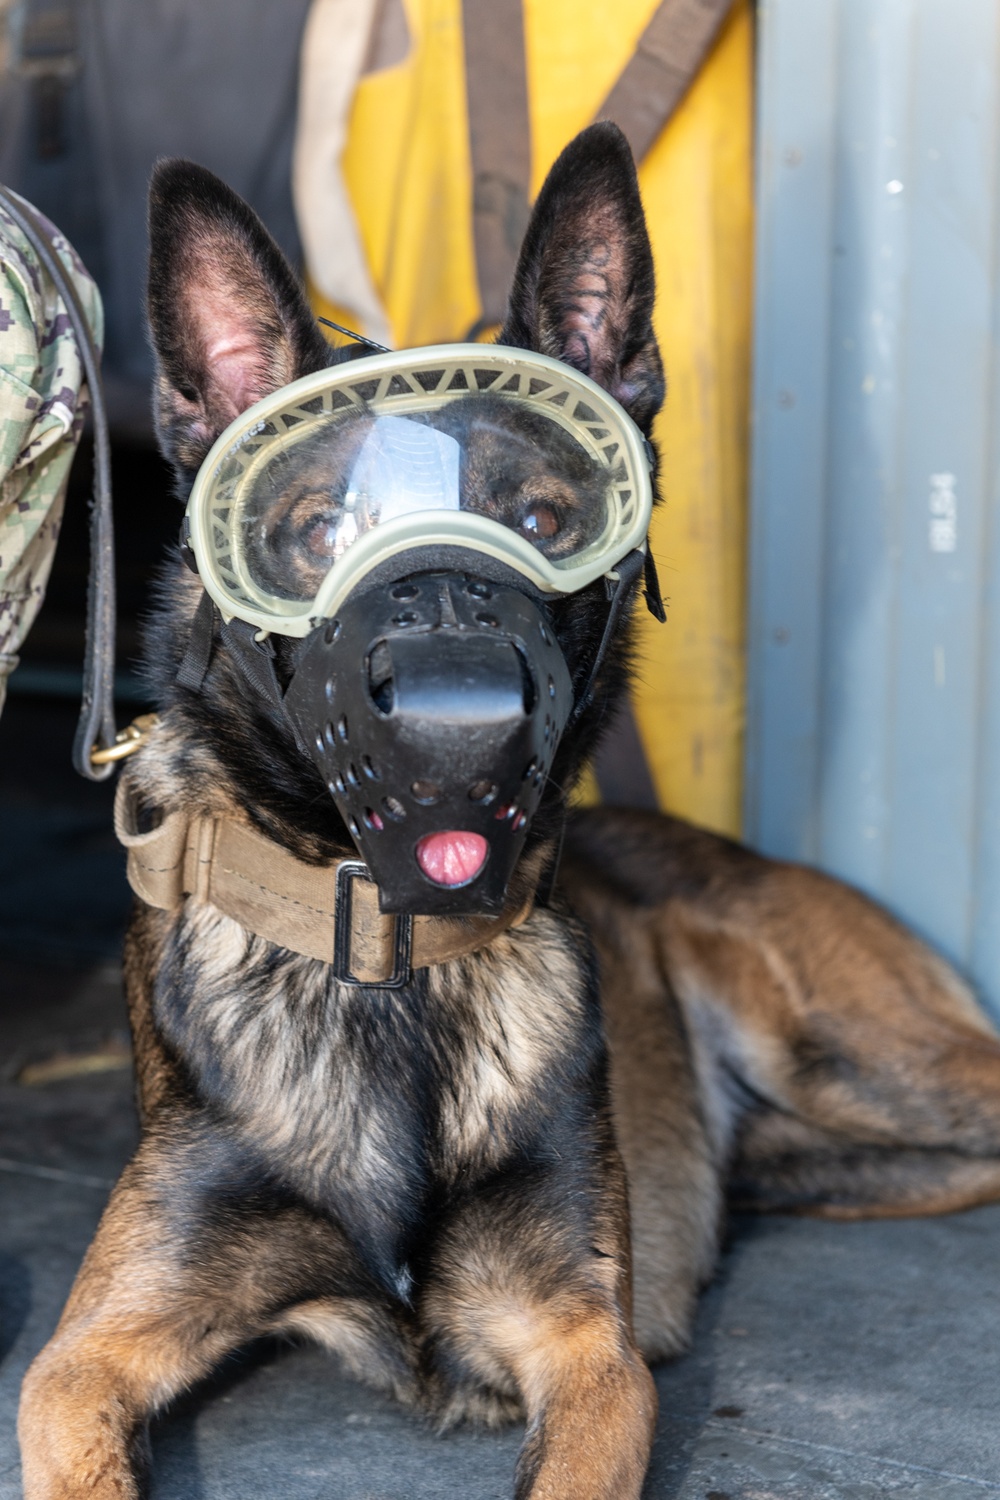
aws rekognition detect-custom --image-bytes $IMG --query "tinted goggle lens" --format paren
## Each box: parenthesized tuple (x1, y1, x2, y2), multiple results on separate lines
(187, 346, 652, 635)
(239, 402, 615, 604)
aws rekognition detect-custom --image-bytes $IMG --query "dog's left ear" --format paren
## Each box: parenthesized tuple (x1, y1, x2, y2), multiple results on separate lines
(147, 158, 332, 475)
(500, 122, 664, 434)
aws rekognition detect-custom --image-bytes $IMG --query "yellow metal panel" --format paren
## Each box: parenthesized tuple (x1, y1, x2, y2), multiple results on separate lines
(306, 0, 753, 834)
(523, 1, 752, 832)
(635, 5, 753, 836)
(523, 0, 662, 193)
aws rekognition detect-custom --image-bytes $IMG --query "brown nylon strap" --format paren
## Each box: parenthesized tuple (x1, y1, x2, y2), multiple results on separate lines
(461, 0, 733, 331)
(595, 0, 734, 162)
(461, 0, 532, 330)
(114, 781, 534, 980)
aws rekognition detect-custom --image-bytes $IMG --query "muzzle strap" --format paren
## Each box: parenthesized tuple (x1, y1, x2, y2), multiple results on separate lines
(176, 590, 218, 693)
(176, 602, 312, 758)
(644, 547, 667, 623)
(219, 615, 286, 707)
(114, 778, 538, 983)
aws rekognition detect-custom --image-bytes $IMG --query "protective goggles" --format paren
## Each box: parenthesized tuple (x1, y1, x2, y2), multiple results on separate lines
(185, 345, 654, 637)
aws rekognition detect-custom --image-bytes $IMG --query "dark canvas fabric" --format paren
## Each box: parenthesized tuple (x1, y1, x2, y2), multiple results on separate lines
(0, 0, 312, 432)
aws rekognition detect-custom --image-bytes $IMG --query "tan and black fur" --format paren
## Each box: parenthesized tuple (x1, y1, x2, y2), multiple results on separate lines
(19, 124, 1000, 1500)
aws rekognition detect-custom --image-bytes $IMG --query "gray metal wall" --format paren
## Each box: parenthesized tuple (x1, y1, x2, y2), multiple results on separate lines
(745, 0, 1000, 1013)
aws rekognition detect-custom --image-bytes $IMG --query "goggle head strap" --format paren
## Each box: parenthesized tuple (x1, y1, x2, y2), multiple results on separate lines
(568, 546, 647, 729)
(175, 590, 314, 759)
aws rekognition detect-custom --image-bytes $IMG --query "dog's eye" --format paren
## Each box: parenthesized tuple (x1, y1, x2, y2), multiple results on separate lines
(518, 503, 560, 542)
(279, 494, 345, 560)
(300, 513, 342, 558)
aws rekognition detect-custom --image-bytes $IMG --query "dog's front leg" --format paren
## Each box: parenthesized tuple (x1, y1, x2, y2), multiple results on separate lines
(508, 1302, 656, 1500)
(19, 1164, 221, 1500)
(426, 1161, 657, 1500)
(18, 1130, 360, 1499)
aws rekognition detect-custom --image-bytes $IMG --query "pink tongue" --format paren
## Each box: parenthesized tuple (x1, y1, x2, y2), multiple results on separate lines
(416, 831, 488, 886)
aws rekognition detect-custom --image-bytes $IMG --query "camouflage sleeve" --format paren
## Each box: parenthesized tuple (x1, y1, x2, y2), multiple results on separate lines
(0, 195, 104, 718)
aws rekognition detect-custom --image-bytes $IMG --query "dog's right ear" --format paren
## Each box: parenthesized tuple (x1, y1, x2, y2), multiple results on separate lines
(499, 123, 664, 435)
(148, 159, 331, 475)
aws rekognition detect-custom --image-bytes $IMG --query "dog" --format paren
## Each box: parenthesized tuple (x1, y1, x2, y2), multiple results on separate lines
(19, 123, 1000, 1500)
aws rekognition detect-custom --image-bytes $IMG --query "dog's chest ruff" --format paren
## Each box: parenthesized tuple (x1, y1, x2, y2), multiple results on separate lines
(150, 898, 588, 1287)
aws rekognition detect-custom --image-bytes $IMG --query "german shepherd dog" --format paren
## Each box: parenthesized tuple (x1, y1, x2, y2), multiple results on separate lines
(20, 123, 1000, 1500)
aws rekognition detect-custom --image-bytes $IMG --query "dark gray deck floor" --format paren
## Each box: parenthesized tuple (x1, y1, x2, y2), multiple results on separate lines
(2, 954, 1000, 1500)
(3, 699, 1000, 1498)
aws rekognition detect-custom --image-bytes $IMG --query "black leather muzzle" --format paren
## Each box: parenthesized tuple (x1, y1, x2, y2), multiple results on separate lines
(283, 571, 573, 915)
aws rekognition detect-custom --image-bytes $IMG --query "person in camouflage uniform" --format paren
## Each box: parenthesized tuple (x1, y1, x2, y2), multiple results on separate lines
(0, 191, 103, 717)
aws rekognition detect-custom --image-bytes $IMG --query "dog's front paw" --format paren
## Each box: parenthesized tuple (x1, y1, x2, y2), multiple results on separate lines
(19, 1346, 149, 1500)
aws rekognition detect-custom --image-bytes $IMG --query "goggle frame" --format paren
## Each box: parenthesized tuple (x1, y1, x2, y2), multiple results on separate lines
(185, 344, 654, 637)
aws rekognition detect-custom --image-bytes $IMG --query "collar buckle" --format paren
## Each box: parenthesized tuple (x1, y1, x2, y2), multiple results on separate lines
(333, 860, 413, 988)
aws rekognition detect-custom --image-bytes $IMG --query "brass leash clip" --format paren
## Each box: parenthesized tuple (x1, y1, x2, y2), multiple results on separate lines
(90, 713, 160, 767)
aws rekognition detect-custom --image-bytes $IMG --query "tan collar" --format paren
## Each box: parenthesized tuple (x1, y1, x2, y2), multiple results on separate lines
(114, 780, 536, 986)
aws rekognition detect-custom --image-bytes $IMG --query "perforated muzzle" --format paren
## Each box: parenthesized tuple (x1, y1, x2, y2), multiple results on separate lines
(283, 571, 574, 915)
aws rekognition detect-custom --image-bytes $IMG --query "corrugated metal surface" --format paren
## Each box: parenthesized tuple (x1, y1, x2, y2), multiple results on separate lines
(746, 0, 1000, 1013)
